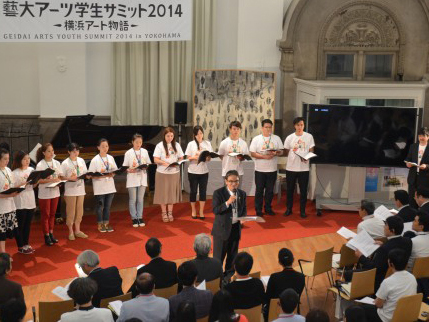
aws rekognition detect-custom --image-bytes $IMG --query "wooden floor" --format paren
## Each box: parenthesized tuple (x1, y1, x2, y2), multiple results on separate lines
(22, 231, 347, 321)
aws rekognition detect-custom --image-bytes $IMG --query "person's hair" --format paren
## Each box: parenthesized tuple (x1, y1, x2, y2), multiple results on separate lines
(194, 233, 211, 257)
(123, 319, 143, 322)
(176, 301, 197, 322)
(416, 186, 429, 199)
(177, 261, 198, 286)
(293, 117, 305, 125)
(193, 126, 204, 151)
(417, 211, 429, 232)
(12, 150, 28, 171)
(0, 142, 10, 152)
(67, 277, 98, 305)
(0, 149, 9, 163)
(344, 305, 367, 322)
(279, 288, 299, 314)
(209, 290, 237, 322)
(145, 237, 162, 258)
(77, 250, 100, 268)
(278, 248, 294, 267)
(36, 143, 53, 162)
(162, 126, 177, 155)
(229, 120, 242, 129)
(97, 138, 108, 146)
(261, 119, 273, 126)
(132, 133, 143, 142)
(360, 200, 375, 215)
(67, 142, 81, 152)
(0, 253, 11, 276)
(306, 308, 330, 322)
(225, 170, 239, 181)
(135, 272, 155, 295)
(394, 190, 409, 206)
(234, 252, 253, 276)
(0, 299, 27, 322)
(388, 248, 408, 271)
(385, 215, 404, 235)
(417, 127, 429, 137)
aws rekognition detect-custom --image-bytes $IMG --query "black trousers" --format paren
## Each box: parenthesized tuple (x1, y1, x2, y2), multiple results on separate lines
(213, 223, 240, 274)
(286, 170, 309, 213)
(188, 173, 209, 202)
(14, 208, 34, 248)
(362, 304, 383, 322)
(254, 170, 277, 212)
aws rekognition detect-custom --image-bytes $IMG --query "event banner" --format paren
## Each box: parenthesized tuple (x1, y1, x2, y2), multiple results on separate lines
(1, 0, 192, 42)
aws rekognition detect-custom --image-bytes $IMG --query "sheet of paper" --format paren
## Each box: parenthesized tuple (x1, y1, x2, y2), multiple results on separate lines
(346, 230, 380, 257)
(29, 143, 42, 163)
(261, 275, 270, 287)
(337, 227, 357, 239)
(374, 205, 393, 221)
(405, 161, 419, 167)
(402, 222, 416, 235)
(237, 216, 266, 223)
(47, 180, 67, 188)
(355, 296, 375, 305)
(108, 300, 123, 315)
(52, 286, 71, 300)
(196, 280, 206, 290)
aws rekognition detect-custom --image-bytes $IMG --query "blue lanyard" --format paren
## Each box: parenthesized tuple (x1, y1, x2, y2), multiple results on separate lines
(99, 154, 110, 170)
(133, 149, 142, 165)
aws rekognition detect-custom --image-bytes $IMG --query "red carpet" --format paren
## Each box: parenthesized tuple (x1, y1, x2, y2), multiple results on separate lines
(7, 195, 360, 286)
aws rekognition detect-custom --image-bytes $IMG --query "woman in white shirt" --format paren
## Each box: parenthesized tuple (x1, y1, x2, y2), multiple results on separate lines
(61, 143, 88, 241)
(36, 143, 63, 246)
(123, 133, 151, 228)
(12, 150, 36, 254)
(0, 148, 18, 253)
(88, 138, 117, 233)
(185, 126, 213, 219)
(153, 127, 184, 222)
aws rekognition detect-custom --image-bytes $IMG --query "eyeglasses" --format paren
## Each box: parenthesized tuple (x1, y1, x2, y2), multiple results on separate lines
(227, 180, 239, 183)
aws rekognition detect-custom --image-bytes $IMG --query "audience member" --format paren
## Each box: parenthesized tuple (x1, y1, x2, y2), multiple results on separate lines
(357, 200, 385, 239)
(208, 290, 248, 322)
(363, 249, 417, 322)
(77, 250, 123, 307)
(190, 233, 223, 283)
(129, 238, 178, 297)
(0, 298, 26, 322)
(118, 272, 169, 322)
(0, 253, 25, 306)
(407, 211, 429, 271)
(59, 277, 114, 322)
(415, 187, 429, 213)
(344, 305, 366, 322)
(394, 190, 417, 222)
(271, 289, 304, 322)
(225, 252, 265, 309)
(305, 309, 330, 322)
(169, 261, 213, 321)
(176, 301, 196, 322)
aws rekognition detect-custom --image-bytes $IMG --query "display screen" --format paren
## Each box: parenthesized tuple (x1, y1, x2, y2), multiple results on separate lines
(304, 104, 420, 167)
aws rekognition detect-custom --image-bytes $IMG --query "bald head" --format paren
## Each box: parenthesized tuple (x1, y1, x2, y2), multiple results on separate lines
(136, 272, 155, 295)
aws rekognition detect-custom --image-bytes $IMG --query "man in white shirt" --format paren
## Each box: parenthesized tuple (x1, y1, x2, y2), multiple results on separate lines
(272, 289, 305, 322)
(357, 200, 385, 239)
(249, 119, 283, 216)
(283, 117, 315, 218)
(363, 249, 417, 322)
(407, 211, 429, 272)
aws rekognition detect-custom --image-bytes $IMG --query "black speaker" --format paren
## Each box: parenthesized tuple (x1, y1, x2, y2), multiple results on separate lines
(174, 101, 188, 124)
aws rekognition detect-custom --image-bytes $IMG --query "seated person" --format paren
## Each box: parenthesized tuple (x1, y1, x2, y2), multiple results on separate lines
(407, 211, 429, 271)
(305, 309, 329, 322)
(0, 298, 26, 322)
(416, 187, 429, 213)
(77, 250, 123, 307)
(118, 273, 169, 322)
(190, 233, 223, 284)
(225, 252, 265, 309)
(363, 249, 417, 322)
(59, 277, 114, 322)
(357, 200, 385, 239)
(176, 301, 196, 322)
(129, 237, 177, 297)
(0, 253, 25, 306)
(208, 290, 248, 322)
(394, 190, 417, 223)
(272, 289, 305, 322)
(169, 261, 213, 321)
(344, 305, 367, 322)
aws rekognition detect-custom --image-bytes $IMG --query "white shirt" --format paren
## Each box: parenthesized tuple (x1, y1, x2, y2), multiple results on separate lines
(88, 154, 117, 195)
(284, 132, 315, 172)
(185, 140, 213, 174)
(123, 148, 152, 188)
(272, 314, 305, 322)
(153, 142, 184, 174)
(12, 167, 36, 209)
(60, 307, 114, 322)
(407, 232, 429, 272)
(0, 167, 16, 214)
(357, 215, 385, 239)
(36, 159, 63, 199)
(61, 157, 87, 197)
(376, 270, 417, 322)
(227, 188, 239, 224)
(418, 144, 427, 172)
(249, 134, 283, 172)
(218, 137, 249, 176)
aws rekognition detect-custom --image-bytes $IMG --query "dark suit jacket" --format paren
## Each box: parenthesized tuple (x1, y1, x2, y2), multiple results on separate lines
(129, 257, 178, 298)
(265, 268, 306, 303)
(190, 256, 223, 283)
(211, 187, 247, 241)
(397, 205, 418, 223)
(168, 286, 213, 321)
(88, 266, 123, 307)
(420, 202, 429, 214)
(0, 276, 25, 306)
(225, 278, 265, 309)
(405, 142, 429, 186)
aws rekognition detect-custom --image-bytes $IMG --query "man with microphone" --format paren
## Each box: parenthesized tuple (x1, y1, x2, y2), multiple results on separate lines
(212, 170, 247, 279)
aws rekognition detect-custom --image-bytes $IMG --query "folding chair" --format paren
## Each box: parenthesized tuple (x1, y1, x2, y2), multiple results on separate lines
(391, 293, 423, 322)
(236, 304, 262, 322)
(99, 292, 132, 308)
(332, 244, 358, 279)
(205, 278, 221, 294)
(153, 283, 178, 299)
(412, 256, 429, 279)
(38, 299, 74, 322)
